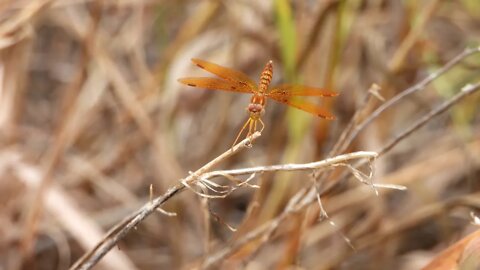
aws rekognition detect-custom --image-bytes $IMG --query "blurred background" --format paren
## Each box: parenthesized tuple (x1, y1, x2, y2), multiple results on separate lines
(0, 0, 480, 269)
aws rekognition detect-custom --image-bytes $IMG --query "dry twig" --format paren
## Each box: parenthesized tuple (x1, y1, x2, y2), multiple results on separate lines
(199, 61, 480, 268)
(70, 133, 261, 270)
(378, 82, 480, 155)
(339, 46, 480, 154)
(199, 151, 402, 268)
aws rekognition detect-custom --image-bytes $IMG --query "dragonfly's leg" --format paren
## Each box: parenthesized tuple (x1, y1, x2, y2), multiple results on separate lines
(245, 119, 255, 147)
(232, 118, 251, 149)
(258, 118, 265, 133)
(247, 118, 254, 136)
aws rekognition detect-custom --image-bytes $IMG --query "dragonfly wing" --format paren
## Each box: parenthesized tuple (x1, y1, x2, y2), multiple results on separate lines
(268, 95, 335, 119)
(178, 77, 254, 93)
(191, 58, 257, 90)
(268, 84, 337, 97)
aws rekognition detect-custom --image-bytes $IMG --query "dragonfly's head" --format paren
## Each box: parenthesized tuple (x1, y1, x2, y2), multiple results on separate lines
(247, 103, 264, 119)
(247, 93, 266, 119)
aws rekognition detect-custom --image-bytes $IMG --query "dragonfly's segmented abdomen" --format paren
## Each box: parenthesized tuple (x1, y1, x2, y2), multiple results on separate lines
(259, 60, 273, 93)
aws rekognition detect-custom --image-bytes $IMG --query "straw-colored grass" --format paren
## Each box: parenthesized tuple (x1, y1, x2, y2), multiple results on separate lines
(0, 1, 479, 269)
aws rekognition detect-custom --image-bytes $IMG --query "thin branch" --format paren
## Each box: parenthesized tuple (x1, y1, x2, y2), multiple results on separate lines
(310, 84, 383, 206)
(200, 151, 379, 268)
(378, 82, 480, 155)
(69, 132, 261, 270)
(199, 78, 480, 269)
(202, 151, 378, 179)
(72, 48, 480, 270)
(339, 46, 480, 154)
(200, 191, 311, 268)
(325, 81, 480, 195)
(329, 83, 383, 156)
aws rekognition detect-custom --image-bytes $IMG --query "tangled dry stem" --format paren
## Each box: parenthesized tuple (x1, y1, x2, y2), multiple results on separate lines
(71, 46, 480, 270)
(70, 133, 261, 270)
(70, 139, 387, 270)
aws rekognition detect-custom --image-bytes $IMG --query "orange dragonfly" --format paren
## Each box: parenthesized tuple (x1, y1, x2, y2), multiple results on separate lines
(178, 58, 338, 145)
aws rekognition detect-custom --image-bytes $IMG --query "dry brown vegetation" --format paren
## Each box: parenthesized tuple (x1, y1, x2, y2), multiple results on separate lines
(0, 0, 480, 269)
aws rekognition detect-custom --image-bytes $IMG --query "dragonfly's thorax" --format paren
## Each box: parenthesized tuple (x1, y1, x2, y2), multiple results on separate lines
(258, 60, 273, 93)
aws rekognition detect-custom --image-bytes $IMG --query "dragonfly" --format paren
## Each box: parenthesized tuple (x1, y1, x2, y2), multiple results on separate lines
(178, 58, 338, 146)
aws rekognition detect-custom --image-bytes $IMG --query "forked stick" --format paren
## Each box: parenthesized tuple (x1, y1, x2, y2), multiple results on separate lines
(70, 132, 261, 270)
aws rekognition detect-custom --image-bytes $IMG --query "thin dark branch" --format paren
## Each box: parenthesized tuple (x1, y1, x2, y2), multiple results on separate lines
(329, 84, 382, 157)
(69, 132, 262, 270)
(339, 47, 480, 154)
(199, 79, 480, 268)
(378, 82, 480, 156)
(324, 81, 480, 195)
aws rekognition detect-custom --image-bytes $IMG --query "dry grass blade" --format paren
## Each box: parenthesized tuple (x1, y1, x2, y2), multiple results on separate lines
(2, 2, 480, 269)
(0, 151, 138, 270)
(422, 226, 480, 269)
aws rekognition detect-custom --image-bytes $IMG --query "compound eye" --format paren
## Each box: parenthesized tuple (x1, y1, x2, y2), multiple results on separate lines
(248, 104, 262, 113)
